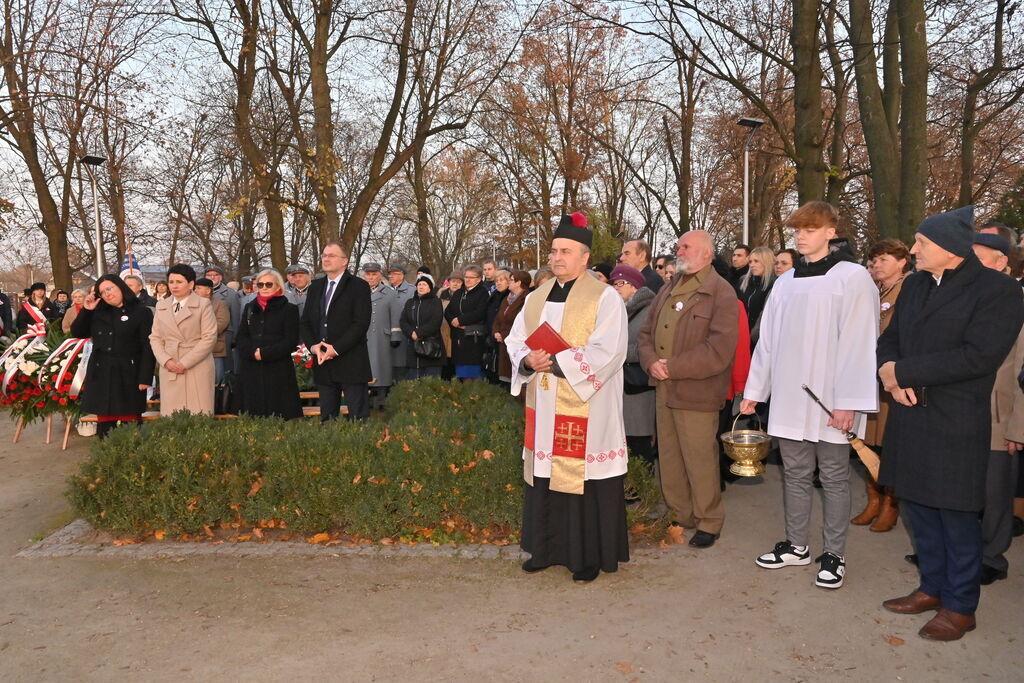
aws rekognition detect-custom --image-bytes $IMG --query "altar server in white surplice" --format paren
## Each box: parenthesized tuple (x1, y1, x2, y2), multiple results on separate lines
(741, 201, 879, 592)
(505, 212, 630, 583)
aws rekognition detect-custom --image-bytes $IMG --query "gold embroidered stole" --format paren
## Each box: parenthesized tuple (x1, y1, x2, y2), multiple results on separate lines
(522, 274, 604, 495)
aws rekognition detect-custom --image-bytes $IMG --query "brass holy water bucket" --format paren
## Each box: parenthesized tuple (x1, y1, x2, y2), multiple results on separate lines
(721, 414, 771, 477)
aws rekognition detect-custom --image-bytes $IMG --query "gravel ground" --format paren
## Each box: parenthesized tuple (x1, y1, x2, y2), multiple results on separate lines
(2, 416, 1021, 681)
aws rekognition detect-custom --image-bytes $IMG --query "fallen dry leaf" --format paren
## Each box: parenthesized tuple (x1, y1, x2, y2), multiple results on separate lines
(247, 480, 262, 498)
(402, 443, 411, 452)
(379, 537, 396, 545)
(883, 635, 905, 646)
(307, 532, 330, 544)
(251, 527, 264, 539)
(352, 474, 362, 484)
(203, 525, 215, 538)
(153, 529, 166, 541)
(615, 662, 635, 675)
(667, 525, 686, 545)
(658, 539, 670, 549)
(629, 523, 646, 535)
(478, 450, 494, 460)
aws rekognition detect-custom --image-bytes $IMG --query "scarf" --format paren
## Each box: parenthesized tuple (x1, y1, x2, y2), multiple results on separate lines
(257, 291, 282, 309)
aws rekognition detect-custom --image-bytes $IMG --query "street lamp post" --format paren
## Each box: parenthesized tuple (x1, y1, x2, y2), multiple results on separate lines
(528, 209, 544, 270)
(737, 117, 764, 245)
(79, 155, 107, 276)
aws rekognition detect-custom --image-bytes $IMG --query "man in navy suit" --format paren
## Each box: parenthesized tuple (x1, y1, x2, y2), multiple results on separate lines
(300, 242, 372, 420)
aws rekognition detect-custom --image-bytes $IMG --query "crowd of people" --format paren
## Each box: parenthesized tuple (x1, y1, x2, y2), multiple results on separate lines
(4, 201, 1024, 642)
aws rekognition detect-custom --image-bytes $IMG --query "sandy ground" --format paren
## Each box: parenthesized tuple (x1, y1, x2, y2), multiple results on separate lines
(1, 416, 1022, 682)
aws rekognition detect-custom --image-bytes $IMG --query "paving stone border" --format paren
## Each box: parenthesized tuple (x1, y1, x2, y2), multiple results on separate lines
(14, 519, 531, 560)
(16, 519, 668, 561)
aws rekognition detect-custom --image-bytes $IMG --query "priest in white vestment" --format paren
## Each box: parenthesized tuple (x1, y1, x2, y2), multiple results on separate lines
(505, 212, 630, 582)
(741, 201, 879, 591)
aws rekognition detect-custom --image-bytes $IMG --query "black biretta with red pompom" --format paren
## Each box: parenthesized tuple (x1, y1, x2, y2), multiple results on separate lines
(552, 212, 592, 249)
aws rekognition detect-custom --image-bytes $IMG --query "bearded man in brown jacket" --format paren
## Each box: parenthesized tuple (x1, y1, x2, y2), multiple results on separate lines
(638, 230, 739, 548)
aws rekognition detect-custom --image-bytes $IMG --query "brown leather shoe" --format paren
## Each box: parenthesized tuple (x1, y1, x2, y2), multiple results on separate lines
(870, 489, 900, 532)
(882, 590, 941, 614)
(919, 608, 976, 641)
(852, 477, 882, 525)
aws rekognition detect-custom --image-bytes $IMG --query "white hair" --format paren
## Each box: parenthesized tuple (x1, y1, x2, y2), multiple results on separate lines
(255, 268, 287, 293)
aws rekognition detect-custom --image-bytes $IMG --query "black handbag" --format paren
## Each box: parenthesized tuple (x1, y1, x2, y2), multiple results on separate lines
(215, 371, 236, 415)
(623, 362, 653, 394)
(414, 338, 443, 359)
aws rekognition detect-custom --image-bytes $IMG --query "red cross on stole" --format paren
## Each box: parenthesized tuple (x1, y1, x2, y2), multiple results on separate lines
(552, 415, 587, 459)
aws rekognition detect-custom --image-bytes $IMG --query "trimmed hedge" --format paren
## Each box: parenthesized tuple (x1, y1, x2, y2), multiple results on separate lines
(66, 377, 664, 542)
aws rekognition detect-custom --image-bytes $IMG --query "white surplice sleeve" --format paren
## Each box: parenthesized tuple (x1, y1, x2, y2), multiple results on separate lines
(834, 267, 880, 412)
(555, 289, 628, 404)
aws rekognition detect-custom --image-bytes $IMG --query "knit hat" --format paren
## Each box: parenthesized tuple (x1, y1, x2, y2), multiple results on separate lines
(592, 262, 613, 281)
(973, 232, 1011, 256)
(552, 212, 592, 248)
(417, 265, 431, 275)
(195, 277, 214, 288)
(416, 273, 435, 288)
(917, 206, 975, 258)
(608, 265, 645, 290)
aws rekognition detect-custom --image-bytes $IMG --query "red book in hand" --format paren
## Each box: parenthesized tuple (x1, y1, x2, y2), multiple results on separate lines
(525, 321, 571, 355)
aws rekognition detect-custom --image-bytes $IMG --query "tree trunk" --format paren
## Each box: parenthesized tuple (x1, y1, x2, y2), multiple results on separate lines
(849, 0, 902, 239)
(411, 147, 433, 272)
(789, 0, 827, 203)
(897, 0, 928, 241)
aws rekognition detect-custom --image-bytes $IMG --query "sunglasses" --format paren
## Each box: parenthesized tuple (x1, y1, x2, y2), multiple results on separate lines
(654, 264, 665, 270)
(255, 282, 276, 289)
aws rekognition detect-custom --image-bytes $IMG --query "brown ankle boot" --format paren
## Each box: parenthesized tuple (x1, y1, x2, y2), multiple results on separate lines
(870, 489, 900, 532)
(852, 477, 882, 525)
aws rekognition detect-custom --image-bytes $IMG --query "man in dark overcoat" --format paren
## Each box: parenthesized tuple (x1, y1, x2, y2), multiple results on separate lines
(300, 242, 372, 421)
(877, 206, 1024, 641)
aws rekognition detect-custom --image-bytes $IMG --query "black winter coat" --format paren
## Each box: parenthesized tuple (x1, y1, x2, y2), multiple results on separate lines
(71, 302, 156, 416)
(300, 272, 372, 385)
(444, 284, 489, 366)
(878, 255, 1024, 511)
(400, 293, 445, 368)
(236, 296, 302, 419)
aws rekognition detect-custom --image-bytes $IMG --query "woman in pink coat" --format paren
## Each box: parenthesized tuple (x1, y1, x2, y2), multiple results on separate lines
(149, 264, 218, 415)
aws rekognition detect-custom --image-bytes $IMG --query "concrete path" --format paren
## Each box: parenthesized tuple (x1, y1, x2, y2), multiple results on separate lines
(1, 417, 1021, 681)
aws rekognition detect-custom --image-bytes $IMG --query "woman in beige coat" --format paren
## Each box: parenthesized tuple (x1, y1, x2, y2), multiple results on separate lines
(150, 264, 218, 415)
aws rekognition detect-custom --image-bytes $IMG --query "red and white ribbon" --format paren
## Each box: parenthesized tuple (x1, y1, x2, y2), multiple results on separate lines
(39, 337, 89, 391)
(0, 323, 47, 396)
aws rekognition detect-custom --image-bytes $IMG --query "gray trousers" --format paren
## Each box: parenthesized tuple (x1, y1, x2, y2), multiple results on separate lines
(779, 438, 851, 556)
(983, 449, 1020, 572)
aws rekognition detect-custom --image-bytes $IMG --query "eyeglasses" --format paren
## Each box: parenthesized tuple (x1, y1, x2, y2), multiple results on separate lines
(255, 282, 276, 289)
(464, 275, 481, 280)
(612, 281, 631, 288)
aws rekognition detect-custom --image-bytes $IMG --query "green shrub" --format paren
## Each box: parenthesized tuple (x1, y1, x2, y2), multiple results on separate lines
(67, 380, 526, 540)
(66, 378, 668, 542)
